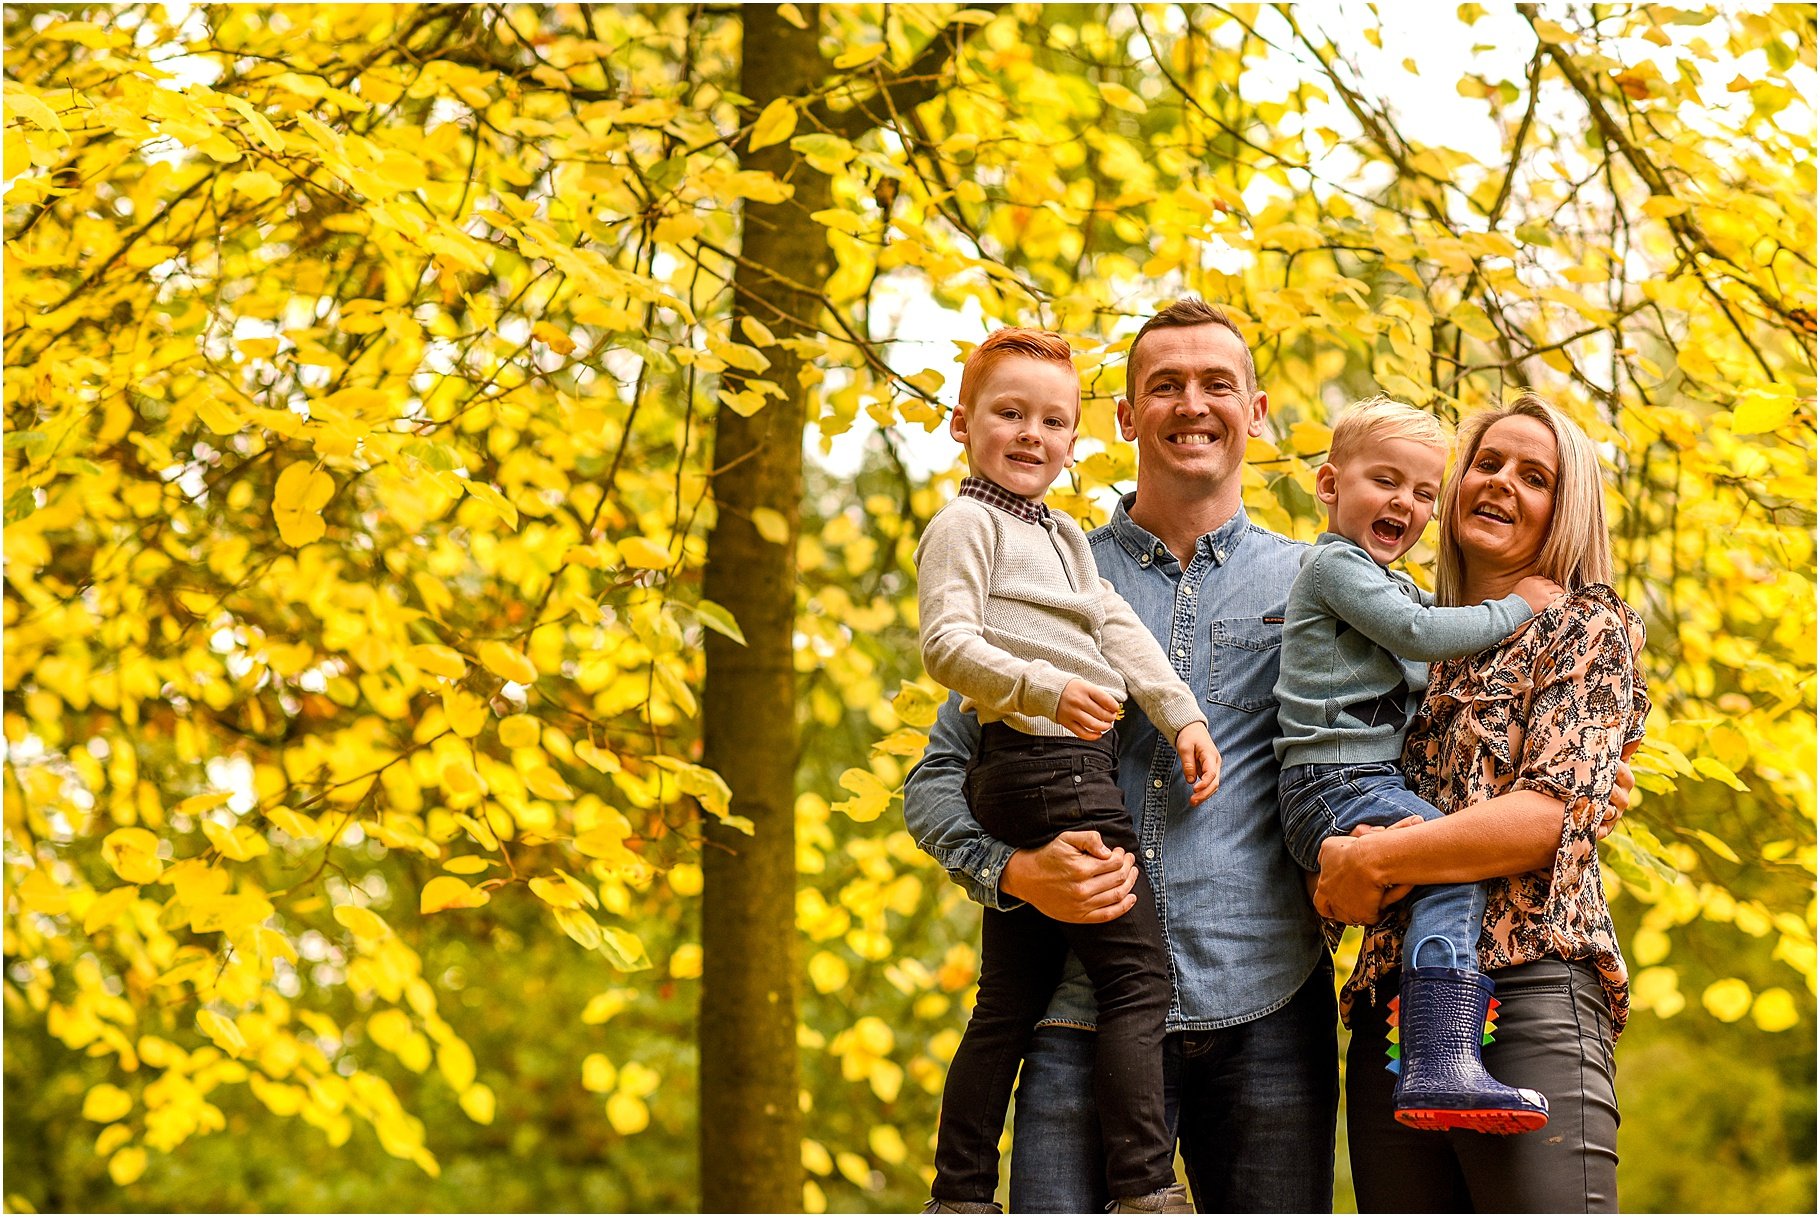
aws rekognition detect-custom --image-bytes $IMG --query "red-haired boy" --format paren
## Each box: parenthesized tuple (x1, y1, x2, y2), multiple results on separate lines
(913, 328, 1217, 1214)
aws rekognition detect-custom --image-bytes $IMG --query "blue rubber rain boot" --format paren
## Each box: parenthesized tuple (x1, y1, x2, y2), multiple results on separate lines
(1389, 936, 1549, 1135)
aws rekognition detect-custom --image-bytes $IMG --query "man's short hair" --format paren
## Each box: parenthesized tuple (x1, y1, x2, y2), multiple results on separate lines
(957, 326, 1079, 411)
(1327, 395, 1449, 468)
(1126, 297, 1257, 397)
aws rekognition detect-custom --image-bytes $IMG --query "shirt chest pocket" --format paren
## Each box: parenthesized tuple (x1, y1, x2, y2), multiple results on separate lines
(1208, 616, 1284, 713)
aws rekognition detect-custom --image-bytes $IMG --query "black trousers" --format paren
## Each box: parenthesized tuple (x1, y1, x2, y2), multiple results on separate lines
(932, 724, 1175, 1202)
(1347, 958, 1620, 1213)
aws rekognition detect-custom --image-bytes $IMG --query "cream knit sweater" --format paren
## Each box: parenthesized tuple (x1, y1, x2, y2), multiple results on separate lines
(914, 495, 1207, 740)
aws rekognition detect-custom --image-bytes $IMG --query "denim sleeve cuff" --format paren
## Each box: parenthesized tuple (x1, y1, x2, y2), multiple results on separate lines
(928, 834, 1024, 911)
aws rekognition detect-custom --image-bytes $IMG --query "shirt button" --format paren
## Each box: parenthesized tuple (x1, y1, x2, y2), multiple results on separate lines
(1073, 775, 1082, 784)
(1145, 849, 1156, 860)
(1140, 554, 1151, 566)
(1152, 779, 1164, 789)
(1174, 648, 1186, 657)
(1216, 550, 1226, 561)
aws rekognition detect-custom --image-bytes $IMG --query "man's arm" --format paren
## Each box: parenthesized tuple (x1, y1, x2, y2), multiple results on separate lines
(905, 691, 1138, 921)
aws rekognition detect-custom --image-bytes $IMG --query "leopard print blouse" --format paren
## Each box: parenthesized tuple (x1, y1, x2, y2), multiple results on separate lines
(1338, 584, 1650, 1034)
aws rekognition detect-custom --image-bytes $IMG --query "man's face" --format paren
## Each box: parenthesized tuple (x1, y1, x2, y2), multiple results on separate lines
(1116, 324, 1267, 497)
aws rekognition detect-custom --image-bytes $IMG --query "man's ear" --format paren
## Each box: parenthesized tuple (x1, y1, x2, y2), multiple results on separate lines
(1314, 462, 1339, 504)
(1247, 388, 1270, 438)
(1116, 397, 1136, 442)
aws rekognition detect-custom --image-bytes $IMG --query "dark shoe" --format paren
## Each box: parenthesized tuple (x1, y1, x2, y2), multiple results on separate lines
(1390, 938, 1549, 1135)
(1107, 1182, 1193, 1213)
(922, 1201, 1001, 1214)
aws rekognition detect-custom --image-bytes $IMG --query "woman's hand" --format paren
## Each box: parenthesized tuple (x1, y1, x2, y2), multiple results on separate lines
(1313, 820, 1421, 924)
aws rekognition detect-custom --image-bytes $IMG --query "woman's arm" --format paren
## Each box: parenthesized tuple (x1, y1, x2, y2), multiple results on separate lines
(1313, 789, 1565, 924)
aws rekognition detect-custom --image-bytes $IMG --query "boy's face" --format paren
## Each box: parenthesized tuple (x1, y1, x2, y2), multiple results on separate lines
(1316, 435, 1447, 566)
(949, 356, 1079, 499)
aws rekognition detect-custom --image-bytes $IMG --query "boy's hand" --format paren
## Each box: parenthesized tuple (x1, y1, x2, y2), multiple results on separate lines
(1057, 680, 1120, 740)
(1514, 575, 1567, 614)
(1175, 721, 1221, 804)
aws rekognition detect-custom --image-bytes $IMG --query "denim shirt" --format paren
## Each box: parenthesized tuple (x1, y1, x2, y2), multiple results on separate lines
(905, 497, 1325, 1031)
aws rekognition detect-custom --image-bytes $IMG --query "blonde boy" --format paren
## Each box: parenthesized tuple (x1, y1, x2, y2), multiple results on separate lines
(1273, 396, 1561, 1134)
(912, 328, 1214, 1214)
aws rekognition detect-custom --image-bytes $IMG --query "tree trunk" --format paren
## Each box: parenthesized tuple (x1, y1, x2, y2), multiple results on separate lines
(697, 6, 831, 1212)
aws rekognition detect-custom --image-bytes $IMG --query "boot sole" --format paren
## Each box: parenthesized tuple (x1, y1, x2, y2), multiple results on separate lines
(1395, 1107, 1549, 1135)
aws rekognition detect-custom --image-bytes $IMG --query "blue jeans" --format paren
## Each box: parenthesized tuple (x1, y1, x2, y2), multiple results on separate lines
(1008, 959, 1339, 1213)
(1280, 762, 1486, 972)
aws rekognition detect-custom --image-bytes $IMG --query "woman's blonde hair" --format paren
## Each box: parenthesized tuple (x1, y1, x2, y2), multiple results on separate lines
(1435, 393, 1613, 605)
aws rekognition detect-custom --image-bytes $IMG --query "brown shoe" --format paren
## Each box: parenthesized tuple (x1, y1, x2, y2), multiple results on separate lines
(1107, 1182, 1194, 1213)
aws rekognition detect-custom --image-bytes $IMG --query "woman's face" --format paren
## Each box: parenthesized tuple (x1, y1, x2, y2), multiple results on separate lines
(1453, 415, 1559, 574)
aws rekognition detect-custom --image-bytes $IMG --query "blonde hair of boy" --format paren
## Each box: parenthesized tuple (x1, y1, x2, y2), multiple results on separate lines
(1326, 395, 1448, 469)
(1434, 393, 1614, 606)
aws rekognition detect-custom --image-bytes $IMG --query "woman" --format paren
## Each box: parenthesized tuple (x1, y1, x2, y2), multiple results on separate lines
(1314, 394, 1648, 1212)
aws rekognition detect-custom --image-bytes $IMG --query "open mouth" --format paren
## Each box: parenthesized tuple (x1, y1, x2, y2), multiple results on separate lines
(1472, 503, 1513, 524)
(1370, 518, 1406, 546)
(1168, 431, 1217, 446)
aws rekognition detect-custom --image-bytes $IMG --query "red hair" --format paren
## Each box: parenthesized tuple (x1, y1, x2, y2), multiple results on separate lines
(957, 327, 1079, 411)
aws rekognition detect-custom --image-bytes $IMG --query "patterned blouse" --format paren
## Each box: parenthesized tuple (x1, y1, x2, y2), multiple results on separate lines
(1338, 584, 1650, 1034)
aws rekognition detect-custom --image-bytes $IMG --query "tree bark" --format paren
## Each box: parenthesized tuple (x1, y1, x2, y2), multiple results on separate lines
(697, 6, 830, 1212)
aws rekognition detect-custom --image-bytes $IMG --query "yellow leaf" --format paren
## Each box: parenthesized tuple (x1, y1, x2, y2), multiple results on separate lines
(175, 792, 233, 817)
(102, 828, 164, 884)
(108, 1146, 148, 1187)
(1731, 386, 1798, 435)
(441, 687, 488, 738)
(197, 1009, 246, 1057)
(776, 2, 810, 29)
(1751, 987, 1800, 1032)
(1688, 826, 1743, 862)
(447, 1082, 492, 1130)
(5, 87, 67, 135)
(333, 905, 390, 940)
(669, 943, 702, 978)
(420, 875, 490, 913)
(442, 856, 492, 875)
(477, 640, 538, 685)
(532, 321, 576, 355)
(410, 644, 467, 680)
(83, 885, 139, 934)
(196, 396, 243, 435)
(231, 170, 282, 201)
(1097, 81, 1146, 113)
(274, 462, 334, 512)
(583, 1053, 618, 1092)
(605, 1091, 649, 1135)
(498, 715, 541, 749)
(598, 926, 652, 972)
(437, 1038, 477, 1091)
(802, 1137, 834, 1175)
(1702, 977, 1752, 1022)
(1530, 17, 1575, 43)
(833, 767, 891, 822)
(529, 875, 584, 908)
(808, 950, 849, 994)
(1641, 195, 1689, 219)
(750, 507, 789, 544)
(833, 42, 885, 70)
(739, 316, 778, 347)
(748, 97, 798, 152)
(83, 1083, 134, 1123)
(835, 1150, 872, 1187)
(868, 1124, 906, 1166)
(619, 536, 672, 570)
(525, 764, 575, 801)
(1289, 421, 1334, 457)
(202, 819, 269, 862)
(666, 863, 703, 896)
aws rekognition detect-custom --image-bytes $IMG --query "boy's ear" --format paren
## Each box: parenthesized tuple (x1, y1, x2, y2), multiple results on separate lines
(948, 404, 968, 444)
(1314, 462, 1339, 504)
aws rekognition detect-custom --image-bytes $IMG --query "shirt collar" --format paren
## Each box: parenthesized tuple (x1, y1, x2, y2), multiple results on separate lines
(958, 475, 1050, 525)
(1108, 493, 1252, 569)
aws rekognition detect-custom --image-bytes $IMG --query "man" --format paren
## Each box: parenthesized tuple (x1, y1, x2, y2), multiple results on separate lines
(906, 298, 1335, 1212)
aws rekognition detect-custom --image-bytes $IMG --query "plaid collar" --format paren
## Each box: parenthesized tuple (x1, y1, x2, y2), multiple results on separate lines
(959, 475, 1050, 525)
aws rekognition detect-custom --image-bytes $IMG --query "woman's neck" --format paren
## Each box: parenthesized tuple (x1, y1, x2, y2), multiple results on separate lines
(1461, 561, 1533, 605)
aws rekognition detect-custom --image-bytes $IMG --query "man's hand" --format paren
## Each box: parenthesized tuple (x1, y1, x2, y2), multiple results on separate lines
(1175, 722, 1221, 804)
(1056, 680, 1121, 740)
(1514, 575, 1566, 614)
(1312, 819, 1420, 924)
(1001, 830, 1139, 923)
